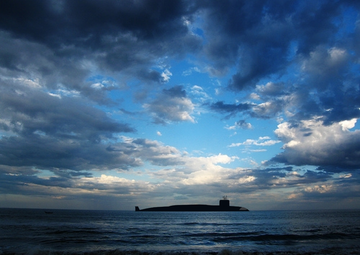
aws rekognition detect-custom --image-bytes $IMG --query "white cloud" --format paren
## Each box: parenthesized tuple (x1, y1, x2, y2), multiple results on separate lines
(339, 118, 357, 131)
(87, 174, 135, 185)
(190, 85, 211, 102)
(238, 176, 256, 184)
(48, 92, 61, 99)
(272, 118, 360, 169)
(156, 131, 162, 136)
(15, 77, 42, 89)
(178, 154, 243, 185)
(249, 93, 261, 100)
(339, 173, 352, 179)
(225, 120, 252, 130)
(145, 152, 244, 186)
(252, 101, 282, 118)
(183, 67, 201, 76)
(229, 137, 280, 147)
(48, 86, 80, 98)
(91, 82, 104, 89)
(255, 82, 284, 96)
(144, 88, 195, 124)
(161, 69, 172, 82)
(304, 184, 335, 194)
(259, 136, 270, 140)
(249, 149, 266, 152)
(302, 47, 348, 75)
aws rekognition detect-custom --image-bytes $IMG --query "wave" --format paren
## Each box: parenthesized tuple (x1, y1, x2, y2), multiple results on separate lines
(183, 231, 357, 242)
(2, 209, 360, 255)
(1, 248, 360, 255)
(180, 222, 255, 227)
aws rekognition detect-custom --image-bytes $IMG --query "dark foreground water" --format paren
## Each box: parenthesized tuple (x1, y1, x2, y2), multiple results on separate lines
(0, 209, 359, 255)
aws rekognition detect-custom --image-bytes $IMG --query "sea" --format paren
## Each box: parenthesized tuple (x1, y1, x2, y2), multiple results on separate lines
(0, 208, 359, 255)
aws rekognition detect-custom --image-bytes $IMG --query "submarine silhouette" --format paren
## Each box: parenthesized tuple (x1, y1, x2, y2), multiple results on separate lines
(135, 197, 249, 211)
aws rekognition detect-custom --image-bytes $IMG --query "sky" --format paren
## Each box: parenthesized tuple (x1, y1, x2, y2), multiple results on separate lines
(0, 0, 360, 211)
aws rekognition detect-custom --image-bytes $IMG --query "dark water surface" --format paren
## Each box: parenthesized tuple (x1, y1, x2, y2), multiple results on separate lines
(0, 208, 359, 254)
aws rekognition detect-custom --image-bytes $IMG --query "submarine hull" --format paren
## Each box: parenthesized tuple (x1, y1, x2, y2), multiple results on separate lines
(136, 204, 249, 212)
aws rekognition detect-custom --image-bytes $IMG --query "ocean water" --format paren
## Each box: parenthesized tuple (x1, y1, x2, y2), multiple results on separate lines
(0, 209, 359, 255)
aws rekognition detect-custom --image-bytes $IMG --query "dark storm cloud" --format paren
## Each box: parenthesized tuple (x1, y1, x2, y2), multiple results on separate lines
(226, 167, 332, 192)
(0, 79, 139, 172)
(320, 95, 360, 126)
(0, 0, 202, 104)
(202, 0, 360, 131)
(0, 31, 112, 104)
(272, 142, 360, 171)
(1, 0, 359, 119)
(0, 81, 134, 141)
(209, 101, 253, 118)
(0, 81, 187, 176)
(289, 42, 360, 125)
(0, 165, 39, 176)
(0, 173, 74, 191)
(209, 100, 284, 120)
(201, 0, 346, 90)
(289, 171, 360, 204)
(0, 173, 65, 196)
(0, 0, 195, 46)
(0, 171, 149, 199)
(0, 134, 142, 172)
(0, 131, 184, 175)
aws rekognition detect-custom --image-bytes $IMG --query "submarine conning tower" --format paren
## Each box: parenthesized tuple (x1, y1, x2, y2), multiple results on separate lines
(219, 199, 230, 207)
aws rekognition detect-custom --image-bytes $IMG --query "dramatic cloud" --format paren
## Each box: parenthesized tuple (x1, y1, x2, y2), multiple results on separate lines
(270, 118, 360, 170)
(0, 0, 202, 102)
(0, 82, 133, 140)
(201, 0, 348, 90)
(1, 0, 360, 210)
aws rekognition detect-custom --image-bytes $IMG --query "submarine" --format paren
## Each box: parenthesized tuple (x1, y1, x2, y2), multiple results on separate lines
(135, 197, 249, 212)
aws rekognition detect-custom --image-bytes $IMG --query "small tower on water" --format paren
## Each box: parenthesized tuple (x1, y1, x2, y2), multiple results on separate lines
(219, 195, 230, 207)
